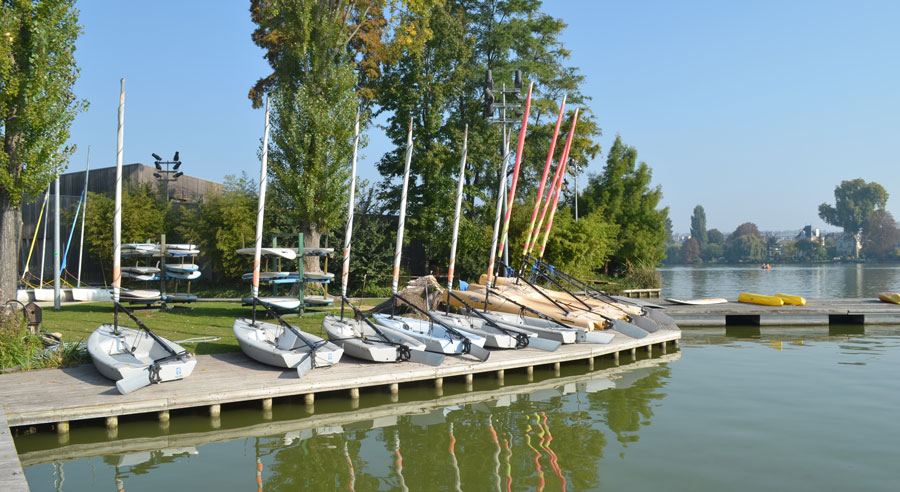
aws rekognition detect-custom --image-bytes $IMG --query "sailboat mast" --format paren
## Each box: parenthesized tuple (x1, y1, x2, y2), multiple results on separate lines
(340, 110, 361, 319)
(251, 97, 271, 311)
(447, 125, 468, 294)
(77, 146, 91, 287)
(522, 95, 565, 259)
(391, 122, 414, 298)
(486, 129, 511, 288)
(113, 79, 125, 327)
(537, 108, 579, 260)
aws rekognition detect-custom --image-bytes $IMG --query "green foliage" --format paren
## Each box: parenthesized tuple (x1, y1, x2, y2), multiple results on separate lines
(195, 174, 258, 279)
(83, 183, 166, 263)
(818, 178, 889, 236)
(690, 205, 708, 247)
(0, 0, 86, 202)
(707, 228, 725, 245)
(725, 234, 766, 262)
(862, 210, 900, 261)
(622, 260, 662, 289)
(579, 136, 669, 273)
(0, 309, 41, 370)
(539, 208, 618, 278)
(701, 242, 724, 262)
(793, 238, 828, 262)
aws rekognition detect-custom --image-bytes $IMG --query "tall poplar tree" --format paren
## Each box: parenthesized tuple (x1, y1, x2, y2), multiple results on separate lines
(690, 205, 707, 248)
(0, 0, 85, 301)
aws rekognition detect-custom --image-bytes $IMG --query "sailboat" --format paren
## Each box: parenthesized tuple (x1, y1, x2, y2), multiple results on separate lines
(88, 79, 197, 395)
(321, 112, 444, 366)
(370, 122, 489, 361)
(232, 96, 343, 377)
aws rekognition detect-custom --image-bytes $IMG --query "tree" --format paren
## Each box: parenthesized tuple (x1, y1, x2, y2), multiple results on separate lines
(818, 178, 888, 237)
(193, 175, 258, 280)
(83, 184, 166, 267)
(0, 0, 85, 301)
(579, 136, 669, 273)
(707, 228, 725, 245)
(690, 205, 707, 247)
(794, 238, 827, 262)
(862, 210, 900, 260)
(725, 234, 766, 262)
(248, 0, 431, 272)
(539, 208, 618, 278)
(680, 237, 700, 264)
(700, 243, 723, 262)
(729, 222, 760, 240)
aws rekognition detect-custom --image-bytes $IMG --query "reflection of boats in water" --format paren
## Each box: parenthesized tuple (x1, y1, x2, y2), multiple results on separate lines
(19, 352, 680, 468)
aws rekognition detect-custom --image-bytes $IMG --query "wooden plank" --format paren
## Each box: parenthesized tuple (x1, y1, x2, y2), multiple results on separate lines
(663, 298, 900, 326)
(0, 331, 679, 427)
(0, 408, 29, 492)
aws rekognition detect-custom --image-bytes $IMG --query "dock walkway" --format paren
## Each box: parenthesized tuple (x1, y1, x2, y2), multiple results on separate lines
(0, 330, 679, 429)
(663, 298, 900, 326)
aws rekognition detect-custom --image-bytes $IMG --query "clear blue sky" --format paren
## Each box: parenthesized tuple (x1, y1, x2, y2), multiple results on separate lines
(65, 1, 900, 234)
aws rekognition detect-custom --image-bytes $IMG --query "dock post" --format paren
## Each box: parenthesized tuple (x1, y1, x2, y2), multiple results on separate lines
(349, 388, 360, 400)
(630, 347, 637, 359)
(646, 344, 652, 355)
(465, 374, 473, 384)
(588, 357, 594, 370)
(496, 369, 505, 381)
(434, 377, 444, 389)
(304, 393, 315, 405)
(526, 366, 534, 381)
(389, 383, 399, 395)
(209, 404, 221, 417)
(262, 398, 273, 420)
(613, 351, 620, 365)
(661, 341, 667, 354)
(553, 362, 560, 376)
(106, 416, 118, 430)
(56, 421, 69, 434)
(158, 410, 170, 423)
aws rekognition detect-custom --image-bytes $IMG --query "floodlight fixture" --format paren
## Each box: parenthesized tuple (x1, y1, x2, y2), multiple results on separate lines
(173, 151, 179, 161)
(173, 171, 184, 179)
(514, 70, 523, 90)
(152, 153, 162, 161)
(153, 173, 161, 178)
(173, 161, 182, 170)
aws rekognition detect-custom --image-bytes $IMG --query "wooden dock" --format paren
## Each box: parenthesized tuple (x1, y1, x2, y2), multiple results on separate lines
(0, 330, 679, 430)
(662, 298, 900, 326)
(0, 408, 29, 492)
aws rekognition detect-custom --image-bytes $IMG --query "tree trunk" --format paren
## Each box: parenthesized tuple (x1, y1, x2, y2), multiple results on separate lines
(0, 193, 19, 303)
(302, 221, 322, 274)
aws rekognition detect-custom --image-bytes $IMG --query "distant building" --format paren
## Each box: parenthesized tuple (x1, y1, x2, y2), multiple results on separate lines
(835, 232, 861, 258)
(796, 225, 824, 245)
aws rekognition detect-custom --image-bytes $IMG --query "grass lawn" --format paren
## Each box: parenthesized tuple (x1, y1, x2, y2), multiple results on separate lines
(40, 300, 385, 356)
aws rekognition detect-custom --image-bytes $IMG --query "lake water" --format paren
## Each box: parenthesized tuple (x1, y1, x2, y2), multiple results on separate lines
(659, 263, 900, 299)
(16, 327, 900, 491)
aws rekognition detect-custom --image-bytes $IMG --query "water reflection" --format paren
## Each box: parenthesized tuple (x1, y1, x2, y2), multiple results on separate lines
(20, 354, 678, 491)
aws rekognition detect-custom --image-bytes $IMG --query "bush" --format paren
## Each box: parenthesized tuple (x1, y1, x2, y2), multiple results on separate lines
(622, 261, 662, 289)
(1, 308, 44, 370)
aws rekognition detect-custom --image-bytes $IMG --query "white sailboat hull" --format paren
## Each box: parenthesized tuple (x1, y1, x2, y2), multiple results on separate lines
(233, 318, 342, 369)
(372, 313, 486, 354)
(88, 325, 196, 384)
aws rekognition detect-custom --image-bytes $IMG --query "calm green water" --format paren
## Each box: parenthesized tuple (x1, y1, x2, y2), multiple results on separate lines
(659, 263, 900, 299)
(17, 327, 900, 491)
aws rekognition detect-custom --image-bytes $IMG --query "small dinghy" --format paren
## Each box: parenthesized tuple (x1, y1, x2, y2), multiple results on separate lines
(372, 313, 490, 359)
(233, 98, 342, 378)
(89, 314, 197, 394)
(233, 315, 342, 376)
(429, 311, 561, 352)
(89, 81, 196, 395)
(323, 314, 442, 365)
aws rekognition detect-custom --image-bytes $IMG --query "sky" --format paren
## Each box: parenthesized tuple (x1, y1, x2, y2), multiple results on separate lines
(63, 1, 900, 234)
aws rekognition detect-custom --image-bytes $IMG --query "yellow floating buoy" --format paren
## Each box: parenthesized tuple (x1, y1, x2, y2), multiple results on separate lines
(774, 293, 806, 306)
(738, 292, 784, 306)
(878, 292, 900, 305)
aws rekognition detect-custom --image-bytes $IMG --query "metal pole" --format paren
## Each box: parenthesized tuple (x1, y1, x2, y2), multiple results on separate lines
(340, 110, 361, 320)
(251, 97, 271, 323)
(447, 125, 468, 294)
(574, 164, 578, 222)
(39, 184, 50, 286)
(77, 146, 91, 287)
(392, 122, 414, 305)
(113, 79, 125, 330)
(486, 127, 510, 286)
(53, 176, 61, 310)
(496, 82, 533, 279)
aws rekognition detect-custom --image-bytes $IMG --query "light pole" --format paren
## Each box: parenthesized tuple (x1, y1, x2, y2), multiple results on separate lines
(152, 151, 183, 203)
